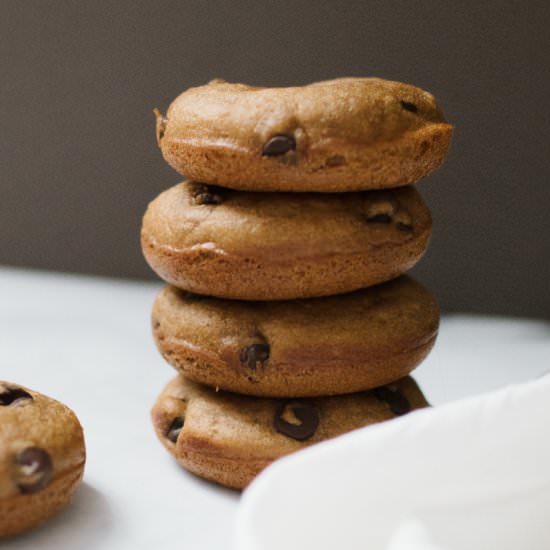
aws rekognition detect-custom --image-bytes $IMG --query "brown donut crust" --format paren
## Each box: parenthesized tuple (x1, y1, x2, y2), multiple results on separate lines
(0, 465, 84, 538)
(141, 181, 432, 300)
(151, 375, 429, 489)
(151, 276, 439, 397)
(157, 78, 453, 192)
(0, 382, 85, 538)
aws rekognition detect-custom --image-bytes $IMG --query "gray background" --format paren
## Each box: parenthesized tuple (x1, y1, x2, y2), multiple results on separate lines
(1, 1, 549, 318)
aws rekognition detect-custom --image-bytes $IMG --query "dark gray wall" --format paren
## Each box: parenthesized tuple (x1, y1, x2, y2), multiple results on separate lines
(1, 1, 549, 318)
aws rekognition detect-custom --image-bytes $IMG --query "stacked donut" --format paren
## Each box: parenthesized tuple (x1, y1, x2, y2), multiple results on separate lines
(142, 78, 453, 489)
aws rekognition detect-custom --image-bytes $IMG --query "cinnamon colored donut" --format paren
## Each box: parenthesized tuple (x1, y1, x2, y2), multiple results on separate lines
(155, 77, 452, 192)
(151, 276, 439, 397)
(151, 375, 429, 490)
(141, 181, 432, 300)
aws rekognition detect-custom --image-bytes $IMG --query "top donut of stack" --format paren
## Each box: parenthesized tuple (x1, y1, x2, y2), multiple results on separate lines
(155, 77, 453, 193)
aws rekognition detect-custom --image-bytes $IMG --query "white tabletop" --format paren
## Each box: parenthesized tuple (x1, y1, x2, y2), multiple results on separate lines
(0, 267, 548, 549)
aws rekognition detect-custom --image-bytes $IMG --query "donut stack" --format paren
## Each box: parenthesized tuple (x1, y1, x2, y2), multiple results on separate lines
(142, 78, 452, 489)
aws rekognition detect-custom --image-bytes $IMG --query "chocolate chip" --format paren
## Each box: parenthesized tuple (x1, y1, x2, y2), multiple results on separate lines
(193, 185, 223, 205)
(400, 101, 418, 114)
(0, 387, 33, 406)
(274, 401, 320, 441)
(374, 384, 411, 416)
(365, 194, 397, 222)
(240, 344, 270, 370)
(262, 135, 296, 156)
(166, 417, 184, 443)
(367, 213, 393, 224)
(15, 447, 53, 494)
(396, 221, 414, 232)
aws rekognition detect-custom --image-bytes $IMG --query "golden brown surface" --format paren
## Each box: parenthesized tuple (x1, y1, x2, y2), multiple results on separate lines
(0, 466, 84, 538)
(0, 382, 85, 538)
(156, 78, 453, 192)
(152, 276, 439, 397)
(151, 375, 429, 490)
(141, 181, 432, 300)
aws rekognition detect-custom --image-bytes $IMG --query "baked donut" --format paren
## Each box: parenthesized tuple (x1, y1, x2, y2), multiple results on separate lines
(155, 77, 453, 192)
(0, 382, 85, 538)
(141, 181, 432, 300)
(151, 375, 429, 489)
(151, 276, 439, 397)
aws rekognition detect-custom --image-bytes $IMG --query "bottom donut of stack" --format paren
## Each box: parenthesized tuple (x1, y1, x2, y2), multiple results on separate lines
(152, 375, 428, 490)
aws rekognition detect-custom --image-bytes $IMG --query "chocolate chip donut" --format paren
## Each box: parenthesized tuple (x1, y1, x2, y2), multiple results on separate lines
(152, 375, 429, 489)
(152, 276, 439, 397)
(155, 77, 453, 192)
(141, 181, 432, 300)
(0, 382, 85, 538)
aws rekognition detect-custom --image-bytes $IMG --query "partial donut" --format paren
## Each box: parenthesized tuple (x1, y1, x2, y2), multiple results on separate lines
(0, 382, 86, 538)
